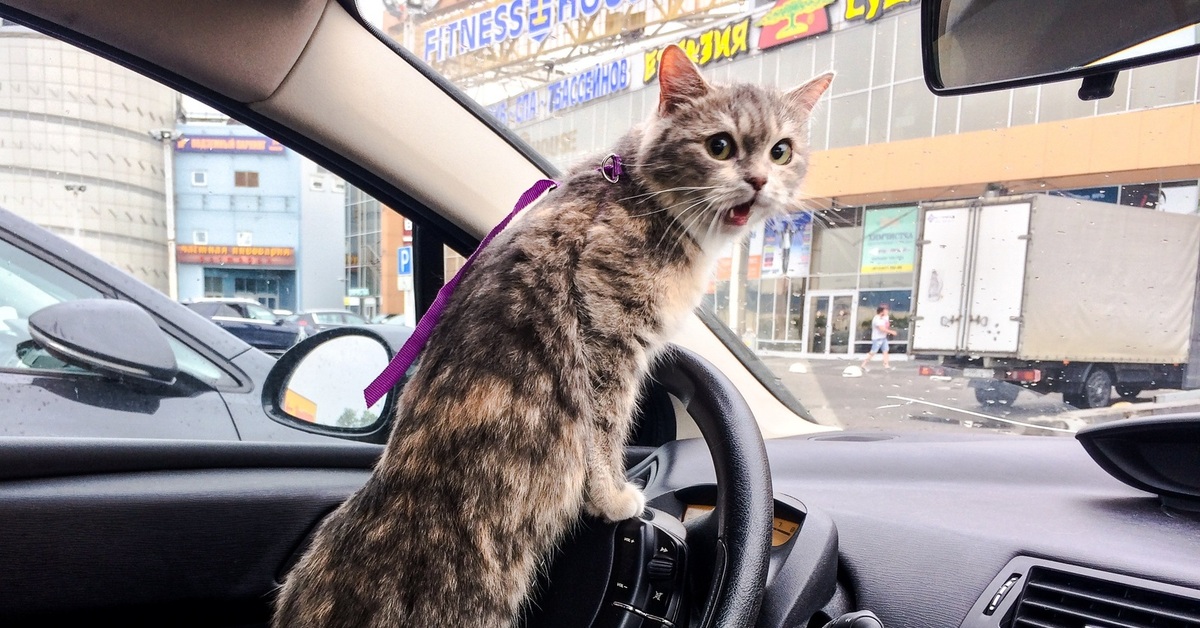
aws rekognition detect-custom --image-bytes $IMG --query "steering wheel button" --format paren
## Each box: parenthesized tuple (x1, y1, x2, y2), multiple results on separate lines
(597, 603, 646, 628)
(642, 586, 673, 618)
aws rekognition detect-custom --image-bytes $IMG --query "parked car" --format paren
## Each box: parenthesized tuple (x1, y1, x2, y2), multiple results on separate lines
(0, 2, 1198, 628)
(183, 297, 306, 357)
(0, 204, 414, 441)
(287, 309, 369, 333)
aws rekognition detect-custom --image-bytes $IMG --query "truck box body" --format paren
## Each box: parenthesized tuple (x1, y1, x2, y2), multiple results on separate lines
(911, 195, 1200, 369)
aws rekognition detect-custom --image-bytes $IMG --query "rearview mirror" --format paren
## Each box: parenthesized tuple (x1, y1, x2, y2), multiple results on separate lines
(27, 299, 178, 385)
(923, 0, 1200, 96)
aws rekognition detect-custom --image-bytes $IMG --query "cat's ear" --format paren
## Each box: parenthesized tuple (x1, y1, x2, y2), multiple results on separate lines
(785, 72, 835, 115)
(657, 45, 708, 116)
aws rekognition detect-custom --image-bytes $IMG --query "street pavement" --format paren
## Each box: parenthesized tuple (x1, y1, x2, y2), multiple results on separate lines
(758, 356, 1085, 437)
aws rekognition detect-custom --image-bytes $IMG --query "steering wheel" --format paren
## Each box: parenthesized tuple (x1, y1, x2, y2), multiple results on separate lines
(525, 345, 774, 628)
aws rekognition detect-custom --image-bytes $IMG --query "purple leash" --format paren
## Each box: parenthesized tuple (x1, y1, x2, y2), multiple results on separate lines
(363, 155, 624, 407)
(363, 178, 558, 406)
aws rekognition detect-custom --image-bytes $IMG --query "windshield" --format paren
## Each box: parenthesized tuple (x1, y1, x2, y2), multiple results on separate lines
(359, 0, 1200, 437)
(3, 3, 1197, 439)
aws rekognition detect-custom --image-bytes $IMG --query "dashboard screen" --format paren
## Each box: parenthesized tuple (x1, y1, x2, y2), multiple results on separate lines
(683, 504, 799, 547)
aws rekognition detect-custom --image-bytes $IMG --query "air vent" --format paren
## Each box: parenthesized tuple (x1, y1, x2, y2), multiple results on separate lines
(1009, 566, 1200, 628)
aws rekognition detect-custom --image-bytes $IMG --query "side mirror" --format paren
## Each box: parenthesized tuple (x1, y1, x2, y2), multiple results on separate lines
(27, 299, 178, 385)
(263, 326, 412, 441)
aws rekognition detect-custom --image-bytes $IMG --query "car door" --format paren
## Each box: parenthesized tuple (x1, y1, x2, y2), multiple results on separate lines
(0, 219, 241, 439)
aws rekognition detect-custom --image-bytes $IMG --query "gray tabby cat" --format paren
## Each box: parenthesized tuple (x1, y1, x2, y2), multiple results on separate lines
(273, 44, 832, 628)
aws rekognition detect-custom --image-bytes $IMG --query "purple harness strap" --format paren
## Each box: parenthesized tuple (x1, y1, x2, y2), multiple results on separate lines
(363, 178, 558, 406)
(363, 155, 623, 407)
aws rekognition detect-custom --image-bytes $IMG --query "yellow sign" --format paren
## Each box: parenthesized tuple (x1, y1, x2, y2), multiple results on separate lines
(844, 0, 913, 23)
(643, 18, 752, 83)
(282, 389, 318, 423)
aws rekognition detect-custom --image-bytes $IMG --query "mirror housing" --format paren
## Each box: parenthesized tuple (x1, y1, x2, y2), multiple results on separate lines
(922, 0, 1200, 96)
(262, 325, 413, 443)
(27, 299, 178, 385)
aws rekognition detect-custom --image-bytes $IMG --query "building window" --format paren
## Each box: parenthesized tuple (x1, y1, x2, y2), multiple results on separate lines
(192, 229, 208, 245)
(203, 275, 224, 297)
(234, 171, 259, 187)
(191, 171, 207, 186)
(309, 177, 326, 191)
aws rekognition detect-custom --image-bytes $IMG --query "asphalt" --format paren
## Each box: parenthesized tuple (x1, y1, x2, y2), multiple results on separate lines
(758, 356, 1088, 437)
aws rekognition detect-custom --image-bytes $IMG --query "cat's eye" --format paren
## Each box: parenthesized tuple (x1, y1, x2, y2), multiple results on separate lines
(770, 140, 793, 165)
(705, 133, 736, 160)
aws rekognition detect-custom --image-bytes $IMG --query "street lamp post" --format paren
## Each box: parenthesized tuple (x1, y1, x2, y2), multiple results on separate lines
(149, 129, 181, 299)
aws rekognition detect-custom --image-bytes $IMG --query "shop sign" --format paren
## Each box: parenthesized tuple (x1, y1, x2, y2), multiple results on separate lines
(844, 0, 915, 23)
(761, 212, 812, 278)
(642, 17, 751, 83)
(756, 0, 832, 51)
(860, 206, 917, 274)
(487, 58, 632, 125)
(177, 244, 296, 267)
(422, 0, 648, 63)
(175, 136, 285, 154)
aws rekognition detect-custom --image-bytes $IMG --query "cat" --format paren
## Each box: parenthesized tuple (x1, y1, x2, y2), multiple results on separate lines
(272, 44, 832, 628)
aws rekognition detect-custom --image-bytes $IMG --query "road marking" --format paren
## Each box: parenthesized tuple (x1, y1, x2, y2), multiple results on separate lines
(885, 396, 1076, 434)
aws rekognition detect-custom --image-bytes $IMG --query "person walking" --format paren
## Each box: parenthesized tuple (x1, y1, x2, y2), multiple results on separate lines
(861, 304, 898, 371)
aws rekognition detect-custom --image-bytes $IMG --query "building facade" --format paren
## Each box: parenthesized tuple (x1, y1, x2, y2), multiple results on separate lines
(480, 2, 1200, 356)
(0, 22, 178, 292)
(173, 124, 346, 312)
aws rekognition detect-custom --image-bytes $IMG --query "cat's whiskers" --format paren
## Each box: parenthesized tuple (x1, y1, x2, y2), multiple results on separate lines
(653, 193, 718, 251)
(621, 186, 723, 216)
(663, 191, 731, 252)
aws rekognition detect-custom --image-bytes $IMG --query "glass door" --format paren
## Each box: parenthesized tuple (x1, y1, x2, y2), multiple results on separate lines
(804, 291, 858, 355)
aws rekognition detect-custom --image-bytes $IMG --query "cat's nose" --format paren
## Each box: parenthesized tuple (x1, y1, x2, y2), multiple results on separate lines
(745, 175, 767, 191)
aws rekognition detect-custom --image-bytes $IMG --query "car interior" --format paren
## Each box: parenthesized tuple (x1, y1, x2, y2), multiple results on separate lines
(1, 1, 1198, 628)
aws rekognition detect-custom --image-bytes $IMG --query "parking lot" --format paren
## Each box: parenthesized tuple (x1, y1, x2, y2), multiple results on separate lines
(758, 356, 1135, 437)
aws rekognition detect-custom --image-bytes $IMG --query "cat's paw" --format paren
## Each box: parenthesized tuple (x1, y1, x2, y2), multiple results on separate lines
(587, 482, 647, 523)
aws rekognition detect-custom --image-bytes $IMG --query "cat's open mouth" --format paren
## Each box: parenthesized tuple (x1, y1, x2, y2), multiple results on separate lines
(724, 202, 753, 226)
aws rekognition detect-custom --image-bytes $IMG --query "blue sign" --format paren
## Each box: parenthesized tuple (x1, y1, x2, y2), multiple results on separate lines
(397, 246, 413, 276)
(487, 58, 631, 126)
(1051, 186, 1118, 203)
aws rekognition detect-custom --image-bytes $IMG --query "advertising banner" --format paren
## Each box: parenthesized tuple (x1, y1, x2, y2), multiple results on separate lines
(756, 0, 832, 50)
(175, 136, 285, 155)
(177, 245, 295, 267)
(762, 212, 812, 278)
(860, 206, 917, 274)
(746, 226, 764, 280)
(642, 18, 751, 83)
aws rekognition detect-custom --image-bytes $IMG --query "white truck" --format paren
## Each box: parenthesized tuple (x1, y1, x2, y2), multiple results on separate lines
(910, 194, 1200, 408)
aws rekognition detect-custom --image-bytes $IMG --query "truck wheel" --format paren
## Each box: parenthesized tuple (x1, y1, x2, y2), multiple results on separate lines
(1115, 384, 1143, 399)
(1064, 368, 1113, 409)
(974, 383, 1019, 407)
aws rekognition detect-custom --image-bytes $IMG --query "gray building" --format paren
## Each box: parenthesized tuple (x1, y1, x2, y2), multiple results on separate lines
(0, 21, 178, 292)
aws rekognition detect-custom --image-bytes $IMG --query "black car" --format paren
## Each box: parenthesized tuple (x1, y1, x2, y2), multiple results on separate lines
(287, 309, 369, 334)
(184, 298, 305, 357)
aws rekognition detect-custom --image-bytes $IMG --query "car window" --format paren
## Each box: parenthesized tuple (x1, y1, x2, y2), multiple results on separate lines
(244, 302, 278, 322)
(314, 313, 342, 325)
(344, 312, 367, 325)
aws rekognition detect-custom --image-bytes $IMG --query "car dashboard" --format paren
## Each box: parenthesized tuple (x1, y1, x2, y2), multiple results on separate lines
(638, 432, 1200, 627)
